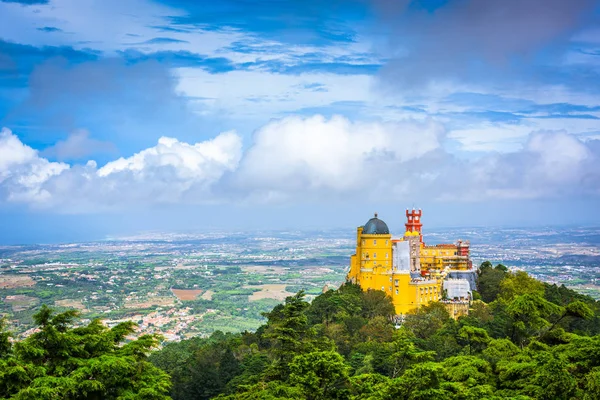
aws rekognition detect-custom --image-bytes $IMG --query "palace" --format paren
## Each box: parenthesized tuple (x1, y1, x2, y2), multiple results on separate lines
(347, 209, 475, 318)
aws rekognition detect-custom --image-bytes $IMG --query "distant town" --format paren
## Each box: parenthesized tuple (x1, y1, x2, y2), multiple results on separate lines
(1, 226, 599, 341)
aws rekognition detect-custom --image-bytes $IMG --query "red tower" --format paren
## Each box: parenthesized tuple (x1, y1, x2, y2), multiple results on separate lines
(457, 240, 472, 268)
(456, 240, 470, 257)
(405, 208, 423, 243)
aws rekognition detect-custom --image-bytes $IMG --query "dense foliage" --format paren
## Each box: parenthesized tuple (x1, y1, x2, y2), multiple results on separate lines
(0, 306, 171, 399)
(151, 263, 600, 399)
(4, 262, 600, 399)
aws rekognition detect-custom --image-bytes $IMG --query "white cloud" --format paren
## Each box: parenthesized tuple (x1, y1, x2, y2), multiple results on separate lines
(2, 0, 598, 162)
(173, 66, 600, 157)
(448, 124, 533, 152)
(68, 131, 242, 209)
(1, 119, 599, 212)
(235, 115, 444, 197)
(3, 0, 596, 159)
(0, 127, 242, 210)
(456, 130, 598, 200)
(0, 0, 185, 53)
(174, 68, 378, 118)
(0, 128, 38, 171)
(98, 132, 241, 181)
(0, 0, 379, 69)
(0, 127, 69, 203)
(526, 130, 591, 184)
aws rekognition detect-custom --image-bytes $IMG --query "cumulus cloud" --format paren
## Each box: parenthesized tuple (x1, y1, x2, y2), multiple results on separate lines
(0, 127, 242, 211)
(0, 127, 69, 203)
(234, 117, 598, 203)
(1, 117, 599, 212)
(98, 132, 241, 182)
(235, 115, 444, 199)
(448, 130, 598, 200)
(526, 130, 591, 184)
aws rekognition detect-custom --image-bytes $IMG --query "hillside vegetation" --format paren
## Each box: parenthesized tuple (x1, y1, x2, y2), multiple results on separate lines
(149, 262, 600, 399)
(0, 306, 170, 399)
(2, 262, 600, 399)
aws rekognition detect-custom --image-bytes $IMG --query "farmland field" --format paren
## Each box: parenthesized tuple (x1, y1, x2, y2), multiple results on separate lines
(247, 284, 295, 301)
(171, 288, 203, 300)
(0, 275, 35, 289)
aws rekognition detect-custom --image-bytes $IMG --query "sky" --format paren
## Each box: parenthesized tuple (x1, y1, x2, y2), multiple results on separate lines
(1, 0, 600, 244)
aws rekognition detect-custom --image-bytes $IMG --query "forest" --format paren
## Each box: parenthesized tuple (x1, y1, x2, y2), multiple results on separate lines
(2, 262, 600, 399)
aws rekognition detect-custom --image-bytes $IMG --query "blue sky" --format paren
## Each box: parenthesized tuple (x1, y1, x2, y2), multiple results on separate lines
(1, 0, 600, 243)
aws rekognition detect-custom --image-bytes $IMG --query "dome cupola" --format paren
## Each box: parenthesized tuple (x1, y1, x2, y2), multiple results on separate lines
(362, 213, 389, 235)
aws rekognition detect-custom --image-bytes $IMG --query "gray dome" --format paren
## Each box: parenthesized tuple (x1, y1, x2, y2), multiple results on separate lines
(363, 214, 389, 234)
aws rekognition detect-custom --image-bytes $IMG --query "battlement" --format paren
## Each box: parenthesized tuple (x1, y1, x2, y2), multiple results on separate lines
(405, 208, 422, 218)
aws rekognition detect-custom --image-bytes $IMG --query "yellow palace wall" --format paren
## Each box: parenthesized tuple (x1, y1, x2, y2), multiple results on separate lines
(420, 246, 470, 271)
(348, 226, 443, 315)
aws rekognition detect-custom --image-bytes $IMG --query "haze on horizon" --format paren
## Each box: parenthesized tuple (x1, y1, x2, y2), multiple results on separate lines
(1, 0, 600, 244)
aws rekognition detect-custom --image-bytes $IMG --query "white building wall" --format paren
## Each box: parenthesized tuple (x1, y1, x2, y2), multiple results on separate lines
(393, 241, 411, 271)
(444, 278, 472, 300)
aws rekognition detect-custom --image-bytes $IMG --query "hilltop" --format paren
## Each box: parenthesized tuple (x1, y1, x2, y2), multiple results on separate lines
(147, 263, 600, 399)
(1, 261, 600, 399)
